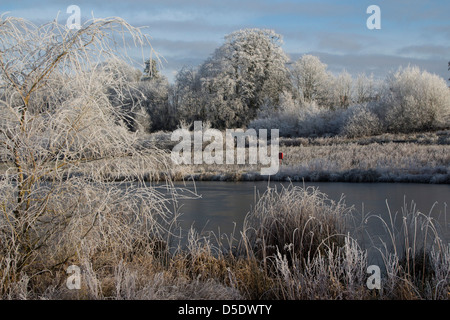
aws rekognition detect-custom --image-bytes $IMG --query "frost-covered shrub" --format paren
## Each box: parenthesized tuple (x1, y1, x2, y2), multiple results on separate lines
(380, 66, 450, 133)
(250, 101, 343, 138)
(340, 104, 383, 138)
(249, 92, 300, 137)
(249, 113, 298, 137)
(297, 102, 341, 137)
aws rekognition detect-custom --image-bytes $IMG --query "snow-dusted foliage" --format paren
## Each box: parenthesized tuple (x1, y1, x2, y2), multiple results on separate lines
(172, 66, 204, 128)
(249, 100, 341, 138)
(339, 104, 383, 138)
(331, 70, 353, 109)
(36, 27, 445, 138)
(379, 66, 450, 133)
(249, 113, 298, 138)
(100, 58, 148, 132)
(0, 16, 178, 284)
(353, 73, 380, 104)
(290, 55, 334, 106)
(101, 58, 176, 133)
(169, 29, 450, 138)
(175, 28, 290, 129)
(249, 91, 299, 136)
(137, 76, 175, 132)
(251, 60, 449, 138)
(296, 102, 341, 136)
(101, 58, 143, 83)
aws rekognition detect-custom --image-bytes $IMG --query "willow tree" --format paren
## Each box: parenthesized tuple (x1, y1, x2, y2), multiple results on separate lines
(0, 15, 179, 291)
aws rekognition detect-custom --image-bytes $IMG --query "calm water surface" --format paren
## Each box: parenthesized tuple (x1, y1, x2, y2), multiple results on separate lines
(172, 181, 450, 246)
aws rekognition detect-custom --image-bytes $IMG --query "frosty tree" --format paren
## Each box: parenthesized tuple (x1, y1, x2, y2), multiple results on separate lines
(142, 58, 160, 81)
(190, 28, 290, 128)
(332, 70, 353, 109)
(353, 73, 379, 104)
(0, 15, 178, 288)
(380, 66, 450, 132)
(137, 75, 175, 132)
(291, 55, 333, 106)
(173, 66, 203, 128)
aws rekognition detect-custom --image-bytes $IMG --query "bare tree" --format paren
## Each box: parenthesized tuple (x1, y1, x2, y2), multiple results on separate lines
(0, 15, 180, 292)
(332, 70, 353, 109)
(291, 55, 333, 106)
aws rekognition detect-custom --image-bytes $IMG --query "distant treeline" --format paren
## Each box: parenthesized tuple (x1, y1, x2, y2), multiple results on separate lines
(108, 28, 450, 138)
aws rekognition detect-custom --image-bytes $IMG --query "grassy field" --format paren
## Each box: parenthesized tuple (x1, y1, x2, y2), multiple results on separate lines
(149, 130, 450, 183)
(2, 130, 449, 183)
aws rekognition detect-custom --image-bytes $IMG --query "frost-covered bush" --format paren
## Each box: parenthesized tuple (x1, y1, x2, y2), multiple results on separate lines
(380, 66, 450, 133)
(248, 91, 300, 137)
(249, 113, 298, 137)
(297, 102, 341, 137)
(340, 104, 383, 138)
(250, 100, 343, 138)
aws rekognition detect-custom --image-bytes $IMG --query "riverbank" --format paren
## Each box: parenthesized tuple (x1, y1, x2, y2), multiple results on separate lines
(2, 184, 448, 300)
(2, 131, 449, 184)
(159, 130, 450, 183)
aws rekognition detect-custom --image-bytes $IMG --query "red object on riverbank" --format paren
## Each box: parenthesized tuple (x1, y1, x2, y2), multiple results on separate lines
(279, 152, 284, 165)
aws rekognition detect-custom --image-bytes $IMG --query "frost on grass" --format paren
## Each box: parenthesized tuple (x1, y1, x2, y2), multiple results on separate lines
(240, 185, 449, 300)
(0, 15, 449, 300)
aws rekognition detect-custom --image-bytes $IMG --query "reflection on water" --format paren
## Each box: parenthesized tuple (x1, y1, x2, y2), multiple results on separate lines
(173, 181, 450, 250)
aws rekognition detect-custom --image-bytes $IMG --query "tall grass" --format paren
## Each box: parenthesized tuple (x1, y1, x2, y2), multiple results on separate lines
(242, 185, 351, 267)
(1, 183, 448, 300)
(366, 200, 450, 299)
(1, 14, 447, 300)
(146, 130, 450, 183)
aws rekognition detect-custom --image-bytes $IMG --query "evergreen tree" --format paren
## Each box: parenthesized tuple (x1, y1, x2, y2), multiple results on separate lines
(142, 58, 160, 81)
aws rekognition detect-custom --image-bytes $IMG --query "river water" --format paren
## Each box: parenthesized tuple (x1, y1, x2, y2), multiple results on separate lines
(172, 181, 450, 251)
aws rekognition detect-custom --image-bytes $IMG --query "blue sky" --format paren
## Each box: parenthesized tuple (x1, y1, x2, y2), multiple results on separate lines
(2, 0, 449, 83)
